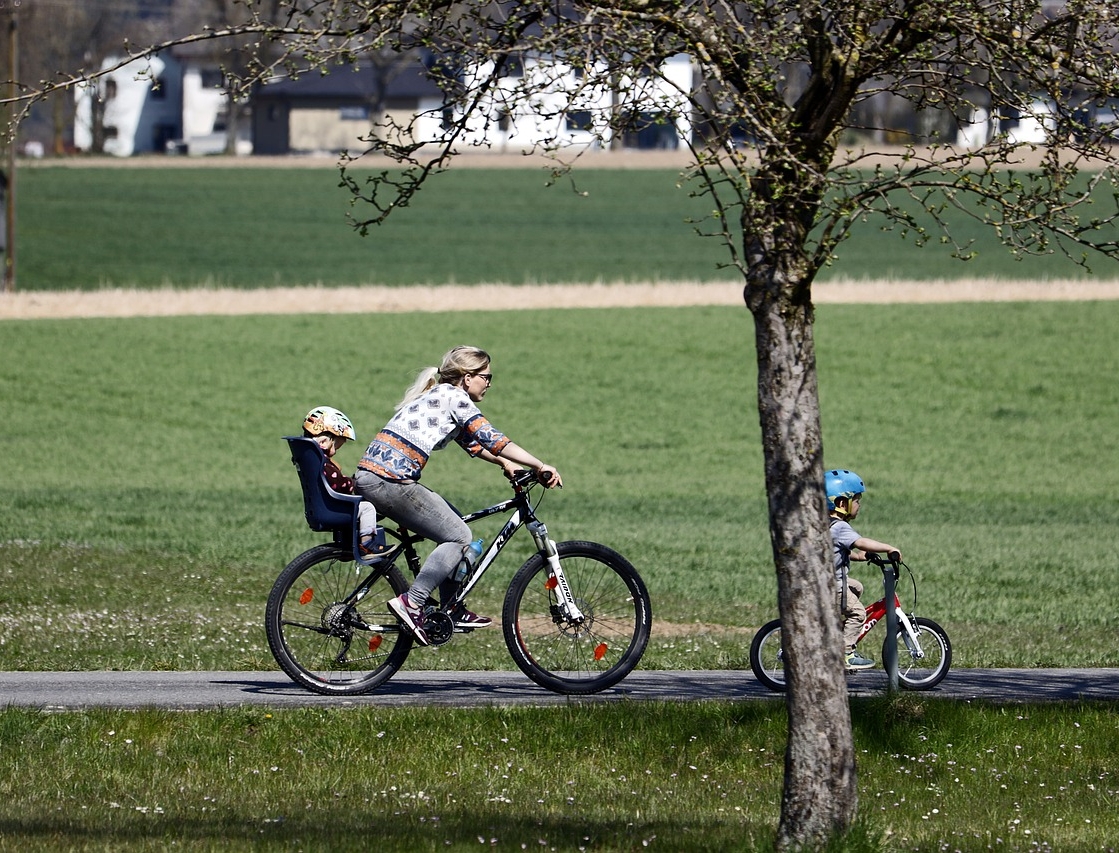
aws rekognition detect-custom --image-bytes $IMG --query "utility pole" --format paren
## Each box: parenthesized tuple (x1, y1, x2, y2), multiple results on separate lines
(2, 0, 17, 293)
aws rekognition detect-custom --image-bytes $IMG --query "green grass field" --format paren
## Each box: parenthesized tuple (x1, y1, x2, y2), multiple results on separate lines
(1, 699, 1118, 852)
(15, 164, 1110, 290)
(4, 165, 1119, 852)
(2, 301, 1117, 671)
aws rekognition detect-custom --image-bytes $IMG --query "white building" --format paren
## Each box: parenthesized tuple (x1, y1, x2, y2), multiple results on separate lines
(74, 52, 251, 157)
(73, 54, 182, 156)
(76, 50, 696, 157)
(459, 53, 695, 151)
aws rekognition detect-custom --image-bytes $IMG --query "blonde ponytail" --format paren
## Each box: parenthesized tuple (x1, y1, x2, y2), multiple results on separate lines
(396, 346, 491, 410)
(396, 366, 440, 410)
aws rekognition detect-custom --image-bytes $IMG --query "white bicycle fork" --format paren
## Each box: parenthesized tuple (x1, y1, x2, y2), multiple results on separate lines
(527, 520, 585, 623)
(895, 610, 926, 659)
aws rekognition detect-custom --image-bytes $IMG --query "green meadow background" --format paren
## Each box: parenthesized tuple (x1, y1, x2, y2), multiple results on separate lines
(2, 282, 1117, 670)
(2, 163, 1119, 852)
(14, 164, 1111, 290)
(2, 166, 1118, 672)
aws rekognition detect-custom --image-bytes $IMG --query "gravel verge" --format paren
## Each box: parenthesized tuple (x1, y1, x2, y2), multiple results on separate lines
(1, 278, 1118, 320)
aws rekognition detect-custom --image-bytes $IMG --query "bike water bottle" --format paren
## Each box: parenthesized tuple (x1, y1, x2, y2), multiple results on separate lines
(453, 537, 484, 583)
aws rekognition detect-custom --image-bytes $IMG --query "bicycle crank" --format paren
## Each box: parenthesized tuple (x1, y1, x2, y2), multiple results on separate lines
(422, 610, 455, 646)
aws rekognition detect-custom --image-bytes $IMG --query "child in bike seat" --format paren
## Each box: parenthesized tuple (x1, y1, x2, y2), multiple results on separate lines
(826, 468, 902, 672)
(302, 406, 387, 558)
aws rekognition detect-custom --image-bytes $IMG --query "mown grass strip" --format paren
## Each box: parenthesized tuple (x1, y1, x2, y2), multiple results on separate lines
(0, 699, 1115, 852)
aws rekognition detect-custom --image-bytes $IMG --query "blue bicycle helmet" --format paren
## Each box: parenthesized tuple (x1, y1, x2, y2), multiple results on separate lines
(825, 469, 865, 512)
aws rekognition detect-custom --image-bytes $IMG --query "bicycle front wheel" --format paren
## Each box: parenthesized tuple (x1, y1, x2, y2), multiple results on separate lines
(749, 619, 786, 692)
(889, 616, 952, 690)
(502, 540, 650, 694)
(265, 544, 413, 695)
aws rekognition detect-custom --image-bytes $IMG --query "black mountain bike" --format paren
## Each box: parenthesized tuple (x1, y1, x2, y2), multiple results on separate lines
(266, 441, 651, 696)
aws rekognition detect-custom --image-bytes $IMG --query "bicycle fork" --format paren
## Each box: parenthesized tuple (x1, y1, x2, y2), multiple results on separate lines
(859, 597, 926, 659)
(895, 611, 926, 658)
(527, 520, 586, 624)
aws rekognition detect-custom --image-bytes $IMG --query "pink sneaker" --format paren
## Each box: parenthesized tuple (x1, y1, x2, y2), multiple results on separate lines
(452, 606, 493, 628)
(388, 594, 429, 646)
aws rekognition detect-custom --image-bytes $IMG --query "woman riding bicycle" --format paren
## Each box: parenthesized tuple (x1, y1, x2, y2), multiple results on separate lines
(354, 345, 562, 646)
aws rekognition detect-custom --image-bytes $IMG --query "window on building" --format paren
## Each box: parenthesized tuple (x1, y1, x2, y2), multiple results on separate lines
(340, 106, 370, 121)
(565, 110, 593, 131)
(500, 56, 524, 78)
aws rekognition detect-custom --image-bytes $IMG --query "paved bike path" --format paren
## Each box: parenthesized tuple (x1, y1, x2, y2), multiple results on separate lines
(1, 669, 1117, 710)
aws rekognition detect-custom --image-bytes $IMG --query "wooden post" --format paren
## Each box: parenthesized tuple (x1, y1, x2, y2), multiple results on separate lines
(2, 2, 17, 293)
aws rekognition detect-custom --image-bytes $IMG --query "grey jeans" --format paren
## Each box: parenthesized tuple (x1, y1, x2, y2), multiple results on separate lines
(353, 469, 471, 607)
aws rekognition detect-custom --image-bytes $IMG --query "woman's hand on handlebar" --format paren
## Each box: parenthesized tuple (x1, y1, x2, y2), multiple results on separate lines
(489, 442, 561, 488)
(536, 464, 562, 489)
(506, 466, 562, 490)
(498, 458, 522, 481)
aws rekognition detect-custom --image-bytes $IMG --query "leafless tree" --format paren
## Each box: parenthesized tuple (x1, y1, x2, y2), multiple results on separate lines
(242, 4, 1119, 846)
(8, 0, 1119, 847)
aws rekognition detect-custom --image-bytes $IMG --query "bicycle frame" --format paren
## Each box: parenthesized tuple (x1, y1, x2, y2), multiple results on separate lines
(855, 573, 928, 659)
(354, 471, 585, 624)
(456, 473, 586, 623)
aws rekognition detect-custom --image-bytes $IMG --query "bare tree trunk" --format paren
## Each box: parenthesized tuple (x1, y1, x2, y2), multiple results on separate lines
(746, 270, 857, 850)
(224, 90, 241, 155)
(51, 91, 67, 156)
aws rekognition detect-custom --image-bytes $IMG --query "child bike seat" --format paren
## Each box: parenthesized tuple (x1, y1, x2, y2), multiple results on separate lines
(283, 436, 378, 564)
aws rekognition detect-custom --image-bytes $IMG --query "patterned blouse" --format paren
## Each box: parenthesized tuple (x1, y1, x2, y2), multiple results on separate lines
(358, 384, 510, 482)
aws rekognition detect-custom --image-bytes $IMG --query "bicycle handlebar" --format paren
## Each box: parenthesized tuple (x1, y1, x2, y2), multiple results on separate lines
(509, 468, 558, 489)
(865, 552, 900, 567)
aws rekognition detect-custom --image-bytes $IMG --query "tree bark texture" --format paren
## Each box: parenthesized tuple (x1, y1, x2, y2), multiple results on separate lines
(746, 273, 857, 850)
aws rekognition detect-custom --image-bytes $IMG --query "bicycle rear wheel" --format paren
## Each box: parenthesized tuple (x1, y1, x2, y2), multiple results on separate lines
(889, 616, 952, 690)
(502, 540, 650, 694)
(265, 544, 413, 695)
(749, 619, 786, 692)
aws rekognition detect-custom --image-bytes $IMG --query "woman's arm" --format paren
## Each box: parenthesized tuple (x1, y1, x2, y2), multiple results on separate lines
(495, 441, 563, 488)
(477, 447, 522, 479)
